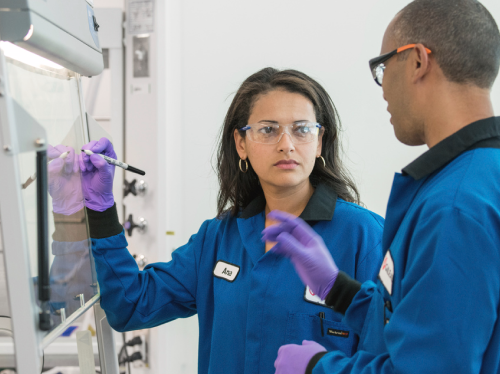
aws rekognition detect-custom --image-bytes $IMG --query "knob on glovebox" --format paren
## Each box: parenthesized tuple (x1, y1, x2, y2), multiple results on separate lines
(123, 214, 147, 236)
(124, 179, 148, 197)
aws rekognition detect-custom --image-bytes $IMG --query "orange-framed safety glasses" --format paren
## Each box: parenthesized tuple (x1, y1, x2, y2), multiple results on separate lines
(369, 44, 432, 86)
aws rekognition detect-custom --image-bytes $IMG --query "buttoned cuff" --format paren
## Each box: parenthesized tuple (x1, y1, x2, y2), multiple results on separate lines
(325, 271, 362, 315)
(86, 203, 123, 239)
(306, 351, 328, 374)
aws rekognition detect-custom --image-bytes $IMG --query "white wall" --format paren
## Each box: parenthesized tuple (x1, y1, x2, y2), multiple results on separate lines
(168, 0, 500, 238)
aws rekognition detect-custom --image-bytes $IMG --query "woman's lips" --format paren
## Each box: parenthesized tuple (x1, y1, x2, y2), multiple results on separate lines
(274, 160, 299, 169)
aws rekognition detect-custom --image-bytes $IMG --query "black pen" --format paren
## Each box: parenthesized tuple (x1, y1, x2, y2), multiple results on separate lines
(319, 312, 325, 337)
(82, 150, 146, 176)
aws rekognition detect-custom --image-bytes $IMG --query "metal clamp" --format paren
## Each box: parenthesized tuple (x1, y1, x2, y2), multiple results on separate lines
(34, 138, 46, 147)
(55, 308, 67, 323)
(74, 294, 85, 308)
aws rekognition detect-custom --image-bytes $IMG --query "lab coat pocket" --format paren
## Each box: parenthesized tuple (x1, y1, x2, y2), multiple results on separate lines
(285, 312, 358, 357)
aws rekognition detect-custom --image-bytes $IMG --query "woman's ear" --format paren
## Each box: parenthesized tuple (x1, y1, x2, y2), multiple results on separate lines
(316, 131, 324, 157)
(234, 129, 248, 160)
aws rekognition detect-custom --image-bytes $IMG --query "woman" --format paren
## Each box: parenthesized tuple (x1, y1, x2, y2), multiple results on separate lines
(81, 68, 384, 373)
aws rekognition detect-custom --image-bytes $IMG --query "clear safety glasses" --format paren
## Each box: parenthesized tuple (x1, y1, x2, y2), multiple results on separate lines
(240, 122, 323, 145)
(369, 44, 432, 86)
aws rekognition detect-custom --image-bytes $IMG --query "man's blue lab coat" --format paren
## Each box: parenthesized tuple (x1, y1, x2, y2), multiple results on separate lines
(309, 117, 500, 374)
(88, 184, 384, 374)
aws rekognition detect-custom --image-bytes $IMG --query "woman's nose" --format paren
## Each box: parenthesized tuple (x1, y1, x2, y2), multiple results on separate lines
(277, 132, 295, 153)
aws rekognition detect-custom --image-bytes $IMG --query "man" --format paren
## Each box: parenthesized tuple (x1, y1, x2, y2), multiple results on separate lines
(265, 0, 500, 373)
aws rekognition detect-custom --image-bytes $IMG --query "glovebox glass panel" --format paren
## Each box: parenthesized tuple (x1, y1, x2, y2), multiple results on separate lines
(4, 54, 98, 333)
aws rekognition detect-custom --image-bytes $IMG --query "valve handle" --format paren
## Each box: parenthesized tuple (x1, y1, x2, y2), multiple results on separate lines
(124, 214, 138, 236)
(123, 214, 147, 237)
(124, 179, 138, 197)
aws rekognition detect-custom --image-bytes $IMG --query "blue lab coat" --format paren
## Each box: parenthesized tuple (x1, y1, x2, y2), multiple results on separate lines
(89, 184, 384, 374)
(311, 117, 500, 374)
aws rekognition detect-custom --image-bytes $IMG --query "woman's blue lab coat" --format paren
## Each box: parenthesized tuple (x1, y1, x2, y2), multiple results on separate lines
(89, 184, 384, 373)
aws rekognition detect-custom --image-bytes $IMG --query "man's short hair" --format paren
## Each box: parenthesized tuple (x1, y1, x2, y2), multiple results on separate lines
(393, 0, 500, 89)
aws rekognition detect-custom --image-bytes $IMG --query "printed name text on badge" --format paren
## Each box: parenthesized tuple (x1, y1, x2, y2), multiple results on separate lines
(213, 260, 240, 282)
(378, 250, 394, 295)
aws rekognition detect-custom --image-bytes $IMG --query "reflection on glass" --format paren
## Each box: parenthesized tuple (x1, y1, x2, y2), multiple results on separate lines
(4, 55, 98, 332)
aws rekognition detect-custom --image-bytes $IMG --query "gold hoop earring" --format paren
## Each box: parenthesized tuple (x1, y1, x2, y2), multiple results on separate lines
(239, 159, 249, 173)
(318, 156, 326, 167)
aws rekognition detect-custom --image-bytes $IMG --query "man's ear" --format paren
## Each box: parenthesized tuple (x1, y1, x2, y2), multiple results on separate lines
(234, 129, 248, 160)
(411, 43, 432, 84)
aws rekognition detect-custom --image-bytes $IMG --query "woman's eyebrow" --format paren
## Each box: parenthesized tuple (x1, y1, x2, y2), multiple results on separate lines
(258, 120, 279, 124)
(257, 120, 310, 124)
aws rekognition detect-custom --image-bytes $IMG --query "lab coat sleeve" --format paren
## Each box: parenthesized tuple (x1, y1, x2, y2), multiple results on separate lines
(355, 228, 383, 283)
(91, 220, 210, 332)
(341, 280, 378, 338)
(311, 207, 500, 374)
(324, 211, 383, 317)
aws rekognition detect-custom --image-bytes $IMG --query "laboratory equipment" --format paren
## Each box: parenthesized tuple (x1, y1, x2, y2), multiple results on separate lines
(0, 0, 119, 372)
(123, 179, 148, 197)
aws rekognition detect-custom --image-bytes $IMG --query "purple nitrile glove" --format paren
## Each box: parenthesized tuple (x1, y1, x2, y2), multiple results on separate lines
(79, 137, 116, 212)
(47, 145, 84, 216)
(274, 340, 327, 374)
(262, 210, 339, 300)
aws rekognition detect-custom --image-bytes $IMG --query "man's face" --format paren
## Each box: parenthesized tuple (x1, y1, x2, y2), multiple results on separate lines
(380, 20, 424, 146)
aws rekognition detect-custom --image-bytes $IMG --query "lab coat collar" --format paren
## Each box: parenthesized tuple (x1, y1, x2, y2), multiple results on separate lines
(239, 183, 337, 222)
(237, 183, 337, 266)
(402, 116, 500, 180)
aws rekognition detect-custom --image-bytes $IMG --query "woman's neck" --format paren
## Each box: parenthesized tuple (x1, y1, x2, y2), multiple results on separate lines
(263, 180, 315, 217)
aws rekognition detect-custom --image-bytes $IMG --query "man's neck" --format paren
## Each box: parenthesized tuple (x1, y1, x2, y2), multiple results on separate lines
(423, 84, 494, 148)
(262, 180, 315, 218)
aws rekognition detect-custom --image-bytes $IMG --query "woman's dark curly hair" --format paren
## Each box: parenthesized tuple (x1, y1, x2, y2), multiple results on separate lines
(216, 67, 360, 217)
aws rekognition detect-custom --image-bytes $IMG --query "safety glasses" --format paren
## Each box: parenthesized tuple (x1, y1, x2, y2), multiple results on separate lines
(240, 122, 323, 145)
(369, 44, 432, 86)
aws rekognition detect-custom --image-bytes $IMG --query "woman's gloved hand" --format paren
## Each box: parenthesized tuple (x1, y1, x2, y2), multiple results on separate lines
(262, 210, 339, 300)
(79, 137, 116, 212)
(47, 145, 84, 215)
(274, 340, 327, 374)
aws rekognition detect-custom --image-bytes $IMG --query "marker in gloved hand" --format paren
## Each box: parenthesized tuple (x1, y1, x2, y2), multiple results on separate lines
(81, 149, 146, 176)
(22, 151, 70, 189)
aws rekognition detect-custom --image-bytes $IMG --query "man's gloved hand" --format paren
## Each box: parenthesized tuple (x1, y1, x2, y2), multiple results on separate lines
(262, 210, 339, 300)
(47, 145, 84, 215)
(274, 340, 327, 374)
(79, 137, 116, 212)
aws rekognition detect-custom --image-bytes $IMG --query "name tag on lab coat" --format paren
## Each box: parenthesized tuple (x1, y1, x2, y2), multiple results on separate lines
(379, 250, 394, 295)
(304, 286, 333, 309)
(213, 260, 240, 282)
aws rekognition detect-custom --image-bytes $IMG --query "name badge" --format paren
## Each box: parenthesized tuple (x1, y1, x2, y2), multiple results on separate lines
(304, 286, 333, 309)
(213, 260, 240, 282)
(379, 250, 395, 295)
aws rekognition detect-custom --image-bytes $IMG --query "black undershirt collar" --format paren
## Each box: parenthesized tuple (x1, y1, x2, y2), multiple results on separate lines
(402, 116, 500, 180)
(239, 183, 337, 223)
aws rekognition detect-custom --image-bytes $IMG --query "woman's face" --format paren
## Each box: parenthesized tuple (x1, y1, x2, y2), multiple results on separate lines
(234, 89, 323, 191)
